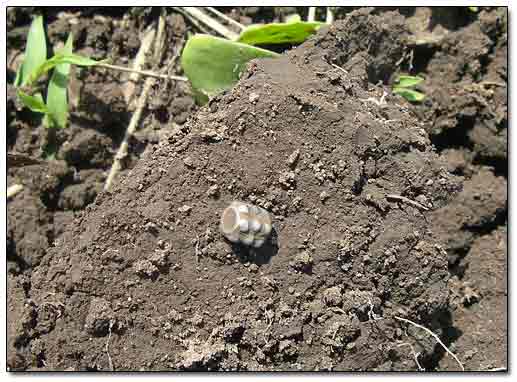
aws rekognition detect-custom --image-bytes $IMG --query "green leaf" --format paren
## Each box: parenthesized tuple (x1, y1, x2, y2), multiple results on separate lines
(17, 90, 48, 113)
(181, 34, 280, 103)
(53, 53, 101, 66)
(468, 6, 479, 12)
(395, 75, 424, 88)
(393, 87, 425, 102)
(27, 53, 101, 86)
(46, 33, 74, 129)
(237, 21, 324, 45)
(17, 15, 47, 87)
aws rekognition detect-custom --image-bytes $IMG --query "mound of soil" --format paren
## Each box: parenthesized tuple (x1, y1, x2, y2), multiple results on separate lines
(12, 10, 466, 371)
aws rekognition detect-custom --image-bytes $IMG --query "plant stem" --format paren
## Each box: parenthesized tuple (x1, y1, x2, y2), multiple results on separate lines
(394, 316, 465, 371)
(96, 62, 187, 82)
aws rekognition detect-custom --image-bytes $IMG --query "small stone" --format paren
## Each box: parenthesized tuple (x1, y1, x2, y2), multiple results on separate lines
(249, 92, 260, 103)
(133, 260, 159, 278)
(183, 156, 195, 168)
(278, 171, 296, 190)
(84, 297, 115, 336)
(291, 251, 313, 273)
(249, 264, 259, 273)
(287, 149, 300, 168)
(190, 313, 204, 327)
(148, 250, 168, 268)
(178, 205, 192, 214)
(319, 191, 330, 202)
(288, 287, 295, 294)
(415, 194, 428, 205)
(323, 286, 342, 307)
(207, 184, 219, 198)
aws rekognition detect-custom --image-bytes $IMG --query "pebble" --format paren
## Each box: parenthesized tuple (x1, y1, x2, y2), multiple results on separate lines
(249, 92, 260, 103)
(320, 191, 330, 202)
(178, 205, 192, 214)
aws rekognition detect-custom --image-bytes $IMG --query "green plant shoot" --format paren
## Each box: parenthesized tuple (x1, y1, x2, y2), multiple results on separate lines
(14, 15, 47, 87)
(45, 33, 74, 129)
(393, 75, 425, 103)
(14, 15, 102, 128)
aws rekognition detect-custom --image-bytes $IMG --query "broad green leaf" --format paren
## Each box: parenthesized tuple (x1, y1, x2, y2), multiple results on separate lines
(46, 33, 74, 129)
(395, 75, 424, 88)
(181, 34, 280, 103)
(393, 87, 425, 102)
(28, 53, 101, 86)
(16, 15, 47, 87)
(17, 90, 48, 113)
(237, 21, 323, 46)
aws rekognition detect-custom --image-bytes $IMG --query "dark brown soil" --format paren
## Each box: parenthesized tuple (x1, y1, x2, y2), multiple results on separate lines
(6, 6, 507, 371)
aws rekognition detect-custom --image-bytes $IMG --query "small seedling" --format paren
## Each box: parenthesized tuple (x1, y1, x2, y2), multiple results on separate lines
(14, 15, 102, 130)
(393, 75, 425, 102)
(181, 16, 322, 104)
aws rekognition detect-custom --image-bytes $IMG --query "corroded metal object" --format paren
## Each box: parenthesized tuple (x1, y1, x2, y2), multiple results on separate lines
(220, 201, 272, 248)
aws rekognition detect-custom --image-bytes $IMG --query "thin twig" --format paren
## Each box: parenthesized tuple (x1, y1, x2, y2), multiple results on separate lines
(123, 27, 156, 104)
(308, 7, 316, 22)
(153, 11, 167, 63)
(179, 7, 238, 40)
(104, 15, 168, 191)
(97, 62, 187, 82)
(195, 235, 200, 263)
(394, 316, 465, 371)
(205, 7, 245, 31)
(480, 81, 506, 88)
(386, 194, 429, 211)
(104, 78, 154, 191)
(173, 7, 210, 34)
(7, 184, 24, 200)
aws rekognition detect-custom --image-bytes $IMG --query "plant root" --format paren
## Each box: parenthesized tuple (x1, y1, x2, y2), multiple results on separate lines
(394, 316, 465, 371)
(386, 194, 429, 211)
